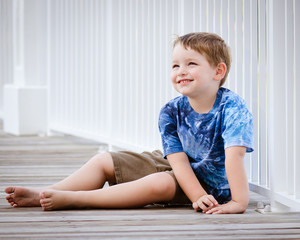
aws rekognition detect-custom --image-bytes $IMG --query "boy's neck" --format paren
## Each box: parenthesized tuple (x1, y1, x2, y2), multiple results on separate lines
(188, 90, 218, 114)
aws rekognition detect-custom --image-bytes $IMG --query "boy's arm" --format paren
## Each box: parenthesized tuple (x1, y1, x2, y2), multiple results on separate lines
(167, 152, 218, 212)
(206, 146, 249, 214)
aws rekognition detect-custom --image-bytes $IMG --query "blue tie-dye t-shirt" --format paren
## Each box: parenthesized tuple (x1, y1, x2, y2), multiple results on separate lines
(158, 87, 253, 203)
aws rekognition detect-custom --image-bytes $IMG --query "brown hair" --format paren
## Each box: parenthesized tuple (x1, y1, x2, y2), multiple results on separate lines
(173, 32, 231, 86)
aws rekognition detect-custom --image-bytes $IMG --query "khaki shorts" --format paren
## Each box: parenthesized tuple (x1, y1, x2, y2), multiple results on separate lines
(109, 150, 191, 205)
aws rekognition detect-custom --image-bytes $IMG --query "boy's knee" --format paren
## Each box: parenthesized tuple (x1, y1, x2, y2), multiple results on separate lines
(148, 173, 176, 199)
(92, 152, 113, 166)
(92, 152, 115, 181)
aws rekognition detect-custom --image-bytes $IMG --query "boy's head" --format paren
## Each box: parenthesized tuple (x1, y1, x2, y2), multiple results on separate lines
(173, 32, 231, 87)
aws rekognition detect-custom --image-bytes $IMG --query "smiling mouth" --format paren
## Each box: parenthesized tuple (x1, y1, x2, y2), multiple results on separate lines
(177, 79, 193, 84)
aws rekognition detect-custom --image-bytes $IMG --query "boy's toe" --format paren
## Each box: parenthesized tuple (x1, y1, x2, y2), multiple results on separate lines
(41, 202, 52, 211)
(6, 195, 14, 203)
(40, 190, 54, 200)
(5, 186, 15, 194)
(39, 191, 46, 200)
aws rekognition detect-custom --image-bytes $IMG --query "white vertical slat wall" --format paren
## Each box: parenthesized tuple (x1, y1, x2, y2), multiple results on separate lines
(48, 0, 111, 144)
(263, 0, 300, 210)
(0, 0, 299, 210)
(48, 0, 181, 151)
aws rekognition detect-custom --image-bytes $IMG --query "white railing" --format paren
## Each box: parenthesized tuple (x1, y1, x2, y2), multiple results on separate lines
(0, 0, 299, 211)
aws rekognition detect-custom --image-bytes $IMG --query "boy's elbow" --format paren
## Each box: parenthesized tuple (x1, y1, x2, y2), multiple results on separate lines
(232, 197, 249, 213)
(238, 199, 249, 213)
(236, 189, 249, 213)
(239, 205, 247, 214)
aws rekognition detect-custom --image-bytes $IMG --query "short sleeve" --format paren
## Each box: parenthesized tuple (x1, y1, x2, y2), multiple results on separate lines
(158, 103, 184, 157)
(222, 100, 254, 152)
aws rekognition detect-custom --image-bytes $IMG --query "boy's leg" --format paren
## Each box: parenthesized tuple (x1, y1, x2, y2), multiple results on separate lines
(50, 152, 116, 191)
(5, 153, 115, 207)
(40, 172, 176, 210)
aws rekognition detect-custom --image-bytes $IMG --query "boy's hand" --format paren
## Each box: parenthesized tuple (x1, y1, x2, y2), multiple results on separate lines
(204, 201, 246, 214)
(192, 195, 218, 212)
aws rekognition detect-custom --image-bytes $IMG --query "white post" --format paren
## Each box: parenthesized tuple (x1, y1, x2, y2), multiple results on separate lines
(3, 0, 47, 135)
(268, 0, 291, 211)
(294, 0, 300, 200)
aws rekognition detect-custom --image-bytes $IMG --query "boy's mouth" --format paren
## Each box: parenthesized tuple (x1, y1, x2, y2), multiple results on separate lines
(177, 79, 193, 84)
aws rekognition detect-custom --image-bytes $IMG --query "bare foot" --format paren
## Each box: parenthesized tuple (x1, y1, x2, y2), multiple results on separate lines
(5, 186, 42, 207)
(40, 190, 81, 211)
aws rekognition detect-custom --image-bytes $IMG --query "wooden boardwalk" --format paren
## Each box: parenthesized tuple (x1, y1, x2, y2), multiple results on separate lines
(0, 122, 300, 239)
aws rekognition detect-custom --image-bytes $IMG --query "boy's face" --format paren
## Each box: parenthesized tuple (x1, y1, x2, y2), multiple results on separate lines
(171, 44, 219, 98)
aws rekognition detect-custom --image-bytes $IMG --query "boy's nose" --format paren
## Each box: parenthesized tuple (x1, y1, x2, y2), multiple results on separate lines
(177, 66, 188, 76)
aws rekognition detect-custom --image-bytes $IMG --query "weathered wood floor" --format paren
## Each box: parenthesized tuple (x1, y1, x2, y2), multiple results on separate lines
(1, 123, 300, 239)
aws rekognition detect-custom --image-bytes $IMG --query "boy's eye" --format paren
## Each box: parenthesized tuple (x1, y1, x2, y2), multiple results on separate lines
(188, 62, 197, 66)
(172, 64, 179, 69)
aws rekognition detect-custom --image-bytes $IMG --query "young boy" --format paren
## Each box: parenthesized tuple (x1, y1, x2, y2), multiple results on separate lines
(5, 32, 253, 214)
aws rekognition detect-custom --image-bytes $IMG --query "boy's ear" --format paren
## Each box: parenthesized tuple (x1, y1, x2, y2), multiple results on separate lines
(214, 62, 227, 81)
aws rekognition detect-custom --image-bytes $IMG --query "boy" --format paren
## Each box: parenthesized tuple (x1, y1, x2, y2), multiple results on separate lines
(5, 32, 253, 214)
